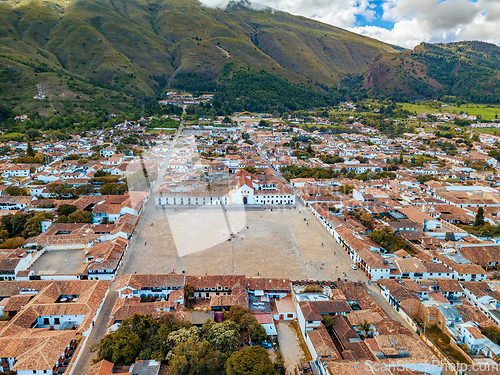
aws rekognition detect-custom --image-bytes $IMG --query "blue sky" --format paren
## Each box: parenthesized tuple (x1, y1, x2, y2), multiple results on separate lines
(202, 0, 500, 48)
(354, 0, 395, 29)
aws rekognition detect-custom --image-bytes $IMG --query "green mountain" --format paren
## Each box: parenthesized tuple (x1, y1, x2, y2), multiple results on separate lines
(0, 0, 398, 114)
(2, 0, 498, 117)
(363, 41, 500, 103)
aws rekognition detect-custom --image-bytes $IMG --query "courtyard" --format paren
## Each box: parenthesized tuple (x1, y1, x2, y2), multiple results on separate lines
(29, 249, 86, 275)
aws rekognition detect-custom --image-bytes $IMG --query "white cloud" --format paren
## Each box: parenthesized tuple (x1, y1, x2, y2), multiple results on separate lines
(200, 0, 377, 28)
(199, 0, 500, 48)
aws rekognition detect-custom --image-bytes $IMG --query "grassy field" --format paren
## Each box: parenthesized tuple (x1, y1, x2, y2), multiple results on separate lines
(400, 103, 500, 121)
(467, 127, 500, 135)
(0, 132, 25, 141)
(145, 128, 176, 134)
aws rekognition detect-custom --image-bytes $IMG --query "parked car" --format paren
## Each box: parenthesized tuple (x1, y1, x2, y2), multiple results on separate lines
(261, 341, 272, 348)
(351, 264, 357, 270)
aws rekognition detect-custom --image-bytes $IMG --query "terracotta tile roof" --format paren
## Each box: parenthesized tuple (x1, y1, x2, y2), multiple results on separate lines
(86, 359, 114, 375)
(458, 245, 500, 267)
(299, 300, 352, 321)
(308, 324, 341, 360)
(210, 281, 248, 309)
(116, 274, 186, 291)
(112, 303, 175, 322)
(185, 275, 246, 289)
(347, 309, 383, 326)
(3, 294, 33, 312)
(437, 256, 487, 275)
(455, 302, 496, 328)
(426, 278, 462, 292)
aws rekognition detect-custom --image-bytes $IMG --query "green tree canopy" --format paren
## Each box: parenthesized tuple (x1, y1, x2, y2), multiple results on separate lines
(226, 346, 278, 375)
(203, 320, 240, 352)
(474, 207, 485, 227)
(26, 141, 35, 157)
(98, 325, 142, 365)
(169, 337, 226, 375)
(367, 227, 408, 253)
(100, 182, 127, 195)
(67, 210, 93, 223)
(5, 186, 29, 196)
(22, 211, 54, 238)
(57, 204, 77, 216)
(48, 183, 75, 199)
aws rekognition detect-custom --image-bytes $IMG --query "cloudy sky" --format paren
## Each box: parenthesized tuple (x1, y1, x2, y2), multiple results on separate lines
(201, 0, 500, 48)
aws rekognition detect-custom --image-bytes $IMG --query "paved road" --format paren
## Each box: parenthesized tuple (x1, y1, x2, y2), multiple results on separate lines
(70, 122, 185, 375)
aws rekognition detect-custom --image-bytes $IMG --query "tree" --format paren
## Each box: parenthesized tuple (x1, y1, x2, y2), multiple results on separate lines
(237, 313, 263, 343)
(367, 227, 407, 253)
(224, 306, 249, 326)
(184, 284, 196, 308)
(169, 338, 225, 375)
(57, 204, 77, 217)
(0, 237, 25, 249)
(75, 184, 96, 196)
(1, 213, 32, 238)
(5, 186, 29, 196)
(358, 320, 374, 338)
(94, 169, 108, 177)
(48, 183, 75, 199)
(22, 212, 54, 238)
(243, 166, 262, 175)
(100, 183, 127, 195)
(306, 144, 314, 155)
(0, 230, 8, 240)
(339, 185, 354, 195)
(26, 141, 35, 157)
(167, 327, 199, 349)
(474, 207, 485, 227)
(323, 315, 334, 330)
(226, 346, 278, 375)
(97, 325, 142, 365)
(248, 320, 267, 343)
(482, 326, 500, 345)
(203, 320, 240, 352)
(25, 129, 41, 140)
(95, 314, 189, 365)
(67, 210, 93, 223)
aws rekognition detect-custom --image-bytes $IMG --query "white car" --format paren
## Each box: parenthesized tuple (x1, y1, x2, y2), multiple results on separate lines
(351, 264, 358, 270)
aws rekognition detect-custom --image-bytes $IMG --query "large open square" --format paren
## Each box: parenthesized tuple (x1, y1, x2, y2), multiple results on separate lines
(29, 249, 86, 275)
(122, 200, 365, 281)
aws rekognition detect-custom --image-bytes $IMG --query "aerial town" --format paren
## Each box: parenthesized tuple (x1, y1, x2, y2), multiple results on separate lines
(2, 102, 500, 375)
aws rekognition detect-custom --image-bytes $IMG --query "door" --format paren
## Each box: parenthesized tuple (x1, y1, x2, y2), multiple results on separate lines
(243, 196, 248, 204)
